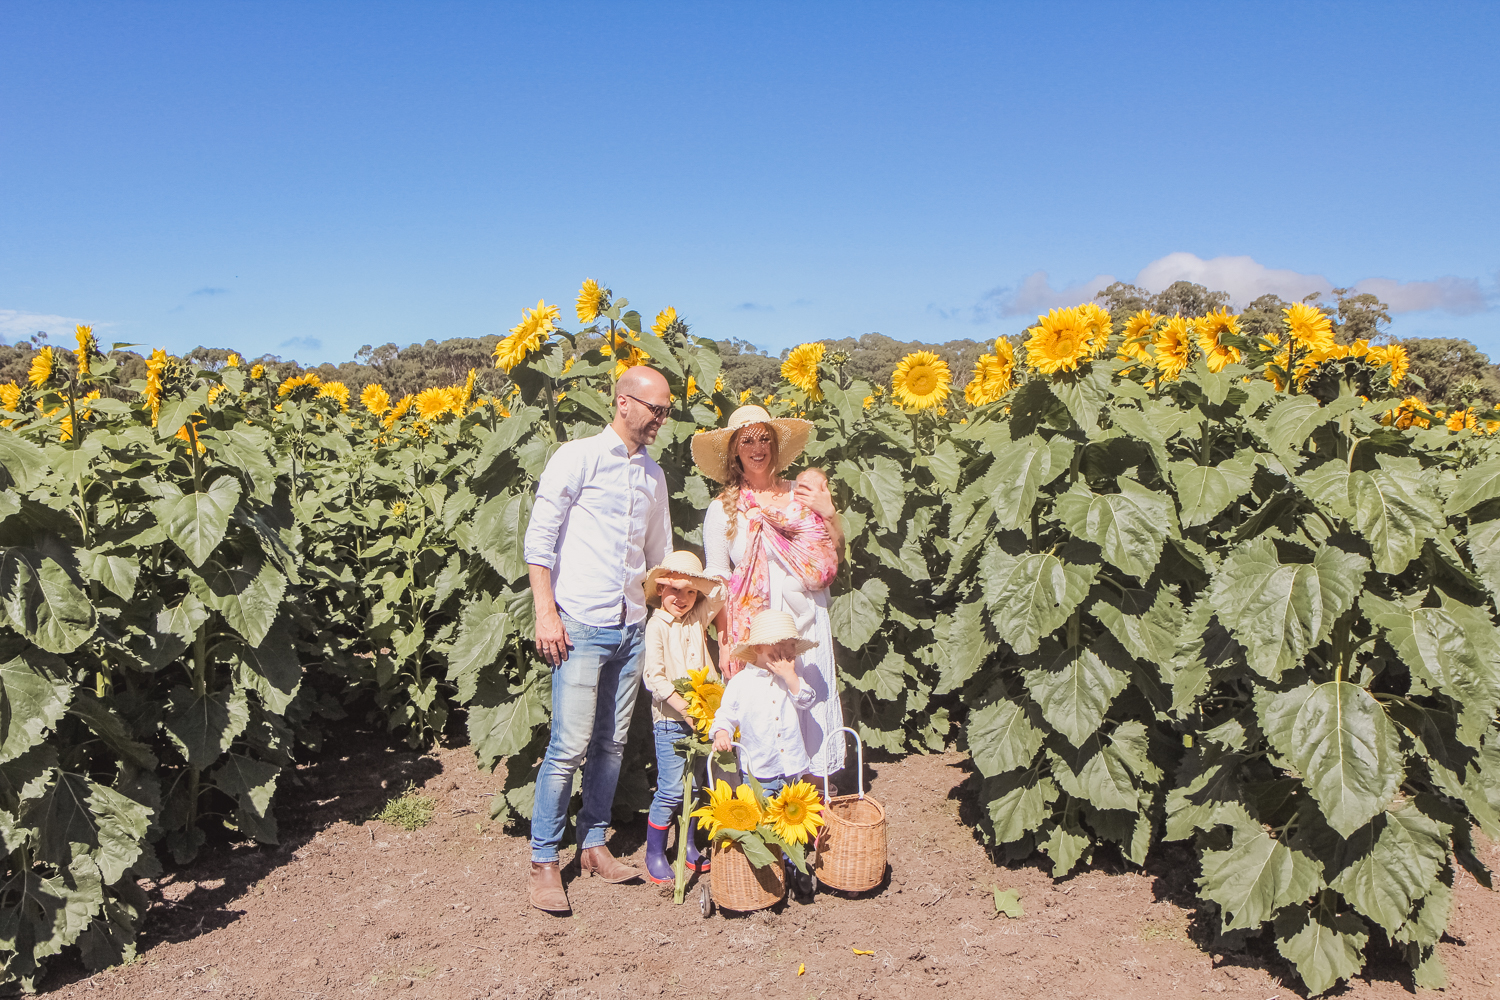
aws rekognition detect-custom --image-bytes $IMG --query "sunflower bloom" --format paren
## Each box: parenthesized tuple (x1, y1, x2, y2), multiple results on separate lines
(278, 373, 324, 399)
(226, 352, 241, 368)
(964, 353, 1013, 407)
(389, 501, 406, 517)
(1152, 316, 1194, 384)
(691, 780, 764, 842)
(383, 394, 416, 429)
(1195, 309, 1243, 373)
(1077, 302, 1113, 356)
(413, 387, 452, 422)
(494, 299, 560, 372)
(652, 306, 683, 337)
(739, 388, 753, 404)
(1386, 396, 1431, 430)
(1368, 343, 1410, 388)
(765, 781, 825, 846)
(781, 343, 825, 400)
(1284, 302, 1335, 351)
(144, 348, 168, 425)
(683, 666, 725, 736)
(0, 382, 21, 425)
(612, 345, 647, 380)
(576, 279, 609, 324)
(891, 350, 952, 410)
(28, 346, 54, 390)
(250, 364, 265, 380)
(361, 383, 391, 415)
(74, 325, 96, 378)
(318, 381, 351, 411)
(1023, 307, 1093, 375)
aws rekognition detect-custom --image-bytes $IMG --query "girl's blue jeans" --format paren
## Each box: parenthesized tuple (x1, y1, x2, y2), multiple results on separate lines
(649, 718, 697, 826)
(529, 613, 645, 864)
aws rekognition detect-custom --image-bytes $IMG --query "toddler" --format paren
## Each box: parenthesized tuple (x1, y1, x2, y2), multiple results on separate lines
(709, 609, 819, 798)
(640, 551, 726, 884)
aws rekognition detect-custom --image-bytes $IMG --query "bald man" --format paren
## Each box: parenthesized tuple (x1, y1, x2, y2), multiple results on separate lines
(521, 365, 674, 912)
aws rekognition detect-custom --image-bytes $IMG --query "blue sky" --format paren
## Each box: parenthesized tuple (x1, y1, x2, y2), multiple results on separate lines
(4, 1, 1498, 364)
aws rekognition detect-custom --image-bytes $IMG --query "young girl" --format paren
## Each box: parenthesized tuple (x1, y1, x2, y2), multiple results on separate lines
(639, 551, 726, 884)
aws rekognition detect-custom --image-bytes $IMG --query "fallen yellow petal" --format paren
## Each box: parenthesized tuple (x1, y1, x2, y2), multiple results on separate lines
(853, 949, 874, 956)
(797, 963, 805, 976)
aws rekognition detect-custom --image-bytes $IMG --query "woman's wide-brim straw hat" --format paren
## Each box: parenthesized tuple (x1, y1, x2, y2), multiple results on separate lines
(645, 551, 723, 603)
(730, 609, 818, 662)
(691, 404, 813, 484)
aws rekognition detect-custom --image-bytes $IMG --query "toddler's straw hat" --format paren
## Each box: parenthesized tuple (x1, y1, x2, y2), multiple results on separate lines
(730, 609, 818, 662)
(645, 551, 723, 603)
(690, 404, 813, 484)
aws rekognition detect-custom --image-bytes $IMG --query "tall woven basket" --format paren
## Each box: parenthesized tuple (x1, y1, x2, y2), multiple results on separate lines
(812, 727, 888, 893)
(710, 841, 786, 911)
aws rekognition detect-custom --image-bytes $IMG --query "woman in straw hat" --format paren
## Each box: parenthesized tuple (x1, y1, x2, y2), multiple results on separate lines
(691, 404, 847, 781)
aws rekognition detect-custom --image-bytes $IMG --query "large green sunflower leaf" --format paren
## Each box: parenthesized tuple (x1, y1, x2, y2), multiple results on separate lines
(1199, 823, 1323, 931)
(0, 645, 70, 762)
(447, 594, 517, 704)
(1055, 477, 1176, 579)
(1288, 682, 1402, 838)
(163, 684, 249, 771)
(1447, 456, 1500, 516)
(989, 553, 1098, 655)
(966, 698, 1043, 777)
(1364, 594, 1500, 748)
(0, 547, 97, 655)
(1171, 450, 1257, 527)
(981, 764, 1058, 845)
(831, 576, 888, 650)
(1022, 643, 1128, 747)
(1208, 538, 1367, 681)
(1329, 804, 1449, 936)
(152, 476, 241, 567)
(1274, 894, 1370, 996)
(25, 770, 150, 884)
(192, 550, 287, 648)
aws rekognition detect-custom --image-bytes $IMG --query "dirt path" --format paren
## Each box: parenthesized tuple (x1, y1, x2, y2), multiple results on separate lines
(33, 729, 1500, 999)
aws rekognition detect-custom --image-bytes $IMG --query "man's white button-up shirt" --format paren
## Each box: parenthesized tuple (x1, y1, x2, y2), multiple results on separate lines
(710, 662, 818, 780)
(523, 425, 673, 628)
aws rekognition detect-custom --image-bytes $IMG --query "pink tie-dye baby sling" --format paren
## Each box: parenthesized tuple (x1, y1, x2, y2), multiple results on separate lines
(722, 489, 840, 677)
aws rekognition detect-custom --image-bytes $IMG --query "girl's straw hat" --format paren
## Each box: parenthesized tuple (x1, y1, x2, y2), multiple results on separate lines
(730, 609, 818, 661)
(690, 404, 814, 484)
(645, 551, 723, 603)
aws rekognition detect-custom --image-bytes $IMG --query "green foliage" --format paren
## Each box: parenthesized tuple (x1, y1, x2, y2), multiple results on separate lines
(952, 346, 1500, 994)
(375, 784, 436, 831)
(4, 286, 1499, 996)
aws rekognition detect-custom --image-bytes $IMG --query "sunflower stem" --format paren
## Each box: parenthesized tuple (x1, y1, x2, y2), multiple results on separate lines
(673, 755, 693, 904)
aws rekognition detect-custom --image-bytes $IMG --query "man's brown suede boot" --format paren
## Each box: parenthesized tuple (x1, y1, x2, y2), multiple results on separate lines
(529, 861, 570, 912)
(577, 844, 641, 883)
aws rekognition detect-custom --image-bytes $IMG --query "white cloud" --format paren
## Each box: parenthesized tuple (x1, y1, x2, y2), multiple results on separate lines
(1135, 253, 1332, 306)
(977, 254, 1493, 320)
(992, 271, 1116, 318)
(1351, 276, 1486, 315)
(0, 309, 95, 343)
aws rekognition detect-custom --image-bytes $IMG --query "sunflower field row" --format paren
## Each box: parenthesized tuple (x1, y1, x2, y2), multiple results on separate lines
(1, 285, 1498, 995)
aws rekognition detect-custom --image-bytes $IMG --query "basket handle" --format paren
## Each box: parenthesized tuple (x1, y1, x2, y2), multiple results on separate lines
(705, 740, 750, 788)
(820, 726, 865, 801)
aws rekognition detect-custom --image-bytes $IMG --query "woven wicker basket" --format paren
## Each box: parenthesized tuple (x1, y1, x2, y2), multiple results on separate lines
(710, 841, 786, 911)
(813, 792, 887, 892)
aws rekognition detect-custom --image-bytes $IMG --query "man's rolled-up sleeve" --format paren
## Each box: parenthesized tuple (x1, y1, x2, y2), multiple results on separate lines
(523, 447, 579, 570)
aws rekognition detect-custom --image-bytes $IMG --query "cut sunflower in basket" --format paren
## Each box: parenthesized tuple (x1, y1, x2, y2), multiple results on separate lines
(690, 778, 824, 873)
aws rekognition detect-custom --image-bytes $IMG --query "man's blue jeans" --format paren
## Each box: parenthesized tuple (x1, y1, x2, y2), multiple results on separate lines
(530, 613, 646, 864)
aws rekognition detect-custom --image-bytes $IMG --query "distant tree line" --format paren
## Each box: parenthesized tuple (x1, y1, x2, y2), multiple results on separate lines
(2, 280, 1495, 407)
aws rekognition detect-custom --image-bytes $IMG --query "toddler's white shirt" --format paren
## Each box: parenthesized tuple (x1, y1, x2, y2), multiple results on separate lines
(710, 661, 817, 779)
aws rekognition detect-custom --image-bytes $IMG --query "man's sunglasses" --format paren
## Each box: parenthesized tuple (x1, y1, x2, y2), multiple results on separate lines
(623, 394, 671, 421)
